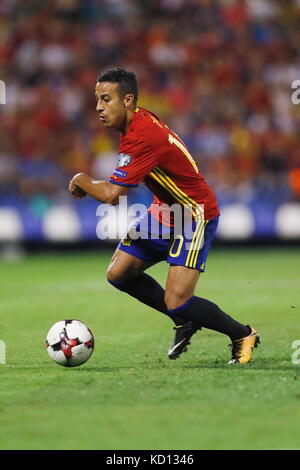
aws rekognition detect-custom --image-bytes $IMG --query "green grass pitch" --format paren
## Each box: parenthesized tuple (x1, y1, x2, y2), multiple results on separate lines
(0, 247, 300, 450)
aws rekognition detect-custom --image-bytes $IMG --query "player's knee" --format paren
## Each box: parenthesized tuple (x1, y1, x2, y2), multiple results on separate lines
(164, 289, 190, 311)
(106, 263, 133, 285)
(106, 265, 122, 284)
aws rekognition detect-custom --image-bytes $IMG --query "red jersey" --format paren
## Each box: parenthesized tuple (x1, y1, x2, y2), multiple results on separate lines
(109, 107, 219, 225)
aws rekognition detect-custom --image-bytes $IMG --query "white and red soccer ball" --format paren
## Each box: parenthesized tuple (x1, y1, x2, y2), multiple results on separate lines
(46, 320, 94, 367)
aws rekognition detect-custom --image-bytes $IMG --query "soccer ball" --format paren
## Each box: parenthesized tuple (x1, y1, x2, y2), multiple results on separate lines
(46, 320, 94, 367)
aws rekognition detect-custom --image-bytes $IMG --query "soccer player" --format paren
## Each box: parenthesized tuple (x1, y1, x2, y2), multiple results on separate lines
(69, 68, 260, 363)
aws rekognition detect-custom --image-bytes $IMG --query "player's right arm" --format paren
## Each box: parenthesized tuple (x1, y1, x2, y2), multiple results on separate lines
(69, 136, 157, 204)
(108, 138, 158, 188)
(69, 172, 129, 205)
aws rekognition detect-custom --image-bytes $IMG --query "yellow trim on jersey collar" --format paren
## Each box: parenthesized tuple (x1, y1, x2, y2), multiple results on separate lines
(135, 107, 139, 112)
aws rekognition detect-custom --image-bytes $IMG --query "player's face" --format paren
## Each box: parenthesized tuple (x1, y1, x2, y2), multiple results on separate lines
(95, 82, 127, 130)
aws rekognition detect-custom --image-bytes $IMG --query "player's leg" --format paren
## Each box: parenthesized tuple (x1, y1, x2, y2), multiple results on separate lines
(165, 264, 259, 362)
(106, 248, 185, 325)
(106, 247, 155, 283)
(165, 215, 259, 362)
(164, 265, 200, 360)
(165, 264, 250, 337)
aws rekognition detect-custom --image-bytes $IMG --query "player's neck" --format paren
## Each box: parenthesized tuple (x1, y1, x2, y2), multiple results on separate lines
(119, 108, 135, 136)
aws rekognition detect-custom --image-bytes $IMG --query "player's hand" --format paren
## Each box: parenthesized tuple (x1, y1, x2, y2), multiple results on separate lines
(69, 173, 88, 199)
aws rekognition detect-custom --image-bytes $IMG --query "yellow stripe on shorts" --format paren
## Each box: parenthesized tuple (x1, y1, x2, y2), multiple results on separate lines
(185, 217, 204, 268)
(189, 220, 208, 268)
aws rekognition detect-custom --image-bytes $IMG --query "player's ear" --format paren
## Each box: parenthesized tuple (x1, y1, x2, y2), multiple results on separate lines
(123, 94, 135, 108)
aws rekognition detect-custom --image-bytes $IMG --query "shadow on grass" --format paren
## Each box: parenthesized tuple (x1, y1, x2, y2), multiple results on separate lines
(65, 358, 300, 373)
(5, 358, 300, 373)
(3, 364, 126, 373)
(173, 358, 300, 372)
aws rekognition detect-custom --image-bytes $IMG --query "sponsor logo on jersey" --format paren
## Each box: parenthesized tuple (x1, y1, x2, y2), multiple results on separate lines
(117, 153, 132, 167)
(113, 168, 128, 178)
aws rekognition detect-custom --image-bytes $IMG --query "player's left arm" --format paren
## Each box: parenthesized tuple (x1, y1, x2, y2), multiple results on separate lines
(69, 172, 129, 205)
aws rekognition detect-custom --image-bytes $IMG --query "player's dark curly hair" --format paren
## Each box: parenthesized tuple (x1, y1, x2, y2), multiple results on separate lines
(97, 68, 138, 106)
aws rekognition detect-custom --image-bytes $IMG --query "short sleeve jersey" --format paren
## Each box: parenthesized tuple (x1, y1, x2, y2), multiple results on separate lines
(109, 108, 219, 225)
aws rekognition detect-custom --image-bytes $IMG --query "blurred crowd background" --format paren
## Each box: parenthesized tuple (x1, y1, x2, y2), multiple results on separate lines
(1, 0, 300, 242)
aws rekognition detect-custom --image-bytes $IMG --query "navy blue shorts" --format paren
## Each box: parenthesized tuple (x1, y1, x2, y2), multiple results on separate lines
(118, 213, 219, 272)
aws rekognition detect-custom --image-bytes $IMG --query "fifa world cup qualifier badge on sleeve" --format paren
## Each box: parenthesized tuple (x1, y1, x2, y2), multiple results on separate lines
(117, 153, 132, 167)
